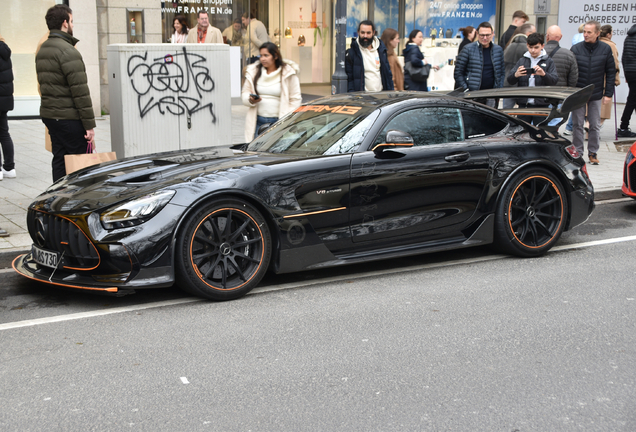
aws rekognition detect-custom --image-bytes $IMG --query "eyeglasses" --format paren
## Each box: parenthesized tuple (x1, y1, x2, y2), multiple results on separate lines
(478, 33, 493, 38)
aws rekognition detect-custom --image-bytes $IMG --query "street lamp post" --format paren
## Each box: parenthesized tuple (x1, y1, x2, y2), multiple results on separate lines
(331, 0, 347, 94)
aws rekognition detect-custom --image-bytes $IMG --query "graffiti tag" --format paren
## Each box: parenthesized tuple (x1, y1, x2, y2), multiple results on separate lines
(127, 47, 216, 122)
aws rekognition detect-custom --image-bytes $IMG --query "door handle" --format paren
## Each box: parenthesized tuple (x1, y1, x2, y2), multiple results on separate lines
(445, 152, 469, 162)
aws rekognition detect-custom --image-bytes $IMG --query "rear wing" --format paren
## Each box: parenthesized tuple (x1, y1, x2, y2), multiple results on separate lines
(447, 85, 594, 134)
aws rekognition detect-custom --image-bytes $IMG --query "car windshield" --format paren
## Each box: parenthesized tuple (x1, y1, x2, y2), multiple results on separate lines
(247, 104, 379, 156)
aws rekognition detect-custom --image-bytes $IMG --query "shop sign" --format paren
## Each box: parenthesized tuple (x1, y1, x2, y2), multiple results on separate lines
(558, 0, 636, 102)
(162, 0, 234, 15)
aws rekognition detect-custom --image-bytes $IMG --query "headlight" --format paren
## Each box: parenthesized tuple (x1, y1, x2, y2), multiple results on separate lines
(101, 190, 175, 229)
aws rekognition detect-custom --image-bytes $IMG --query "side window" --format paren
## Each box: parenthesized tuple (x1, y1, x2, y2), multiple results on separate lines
(461, 110, 508, 139)
(375, 107, 463, 147)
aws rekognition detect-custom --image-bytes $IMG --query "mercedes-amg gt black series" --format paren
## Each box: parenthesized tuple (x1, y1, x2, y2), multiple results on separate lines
(14, 87, 595, 301)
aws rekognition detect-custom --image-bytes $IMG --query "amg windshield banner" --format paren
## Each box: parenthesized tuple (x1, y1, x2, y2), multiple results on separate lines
(558, 0, 636, 102)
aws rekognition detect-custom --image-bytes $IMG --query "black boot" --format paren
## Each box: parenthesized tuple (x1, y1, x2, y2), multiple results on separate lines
(617, 128, 636, 138)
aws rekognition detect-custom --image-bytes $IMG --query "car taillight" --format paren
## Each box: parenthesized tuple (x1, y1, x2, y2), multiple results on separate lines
(565, 144, 580, 158)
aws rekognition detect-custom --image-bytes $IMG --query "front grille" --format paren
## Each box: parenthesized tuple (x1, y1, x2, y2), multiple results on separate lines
(27, 209, 100, 269)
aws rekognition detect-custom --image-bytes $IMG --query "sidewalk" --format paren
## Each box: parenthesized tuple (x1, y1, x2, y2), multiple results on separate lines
(1, 101, 632, 266)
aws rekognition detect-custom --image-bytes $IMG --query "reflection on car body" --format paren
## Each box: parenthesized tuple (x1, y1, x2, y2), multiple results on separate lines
(14, 88, 595, 301)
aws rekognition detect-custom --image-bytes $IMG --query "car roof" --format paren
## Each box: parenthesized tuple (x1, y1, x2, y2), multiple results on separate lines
(308, 91, 460, 109)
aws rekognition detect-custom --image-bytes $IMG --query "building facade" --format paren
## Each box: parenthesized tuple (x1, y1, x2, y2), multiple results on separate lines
(3, 0, 559, 117)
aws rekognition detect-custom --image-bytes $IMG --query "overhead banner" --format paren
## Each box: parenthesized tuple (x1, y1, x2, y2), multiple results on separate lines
(418, 0, 497, 40)
(558, 1, 636, 103)
(346, 0, 496, 39)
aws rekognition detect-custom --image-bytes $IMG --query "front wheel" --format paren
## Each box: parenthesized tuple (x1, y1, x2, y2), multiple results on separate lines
(175, 198, 271, 301)
(494, 168, 568, 257)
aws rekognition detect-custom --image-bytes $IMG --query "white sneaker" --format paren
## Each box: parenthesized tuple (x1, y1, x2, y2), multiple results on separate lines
(0, 171, 2, 180)
(1, 168, 16, 178)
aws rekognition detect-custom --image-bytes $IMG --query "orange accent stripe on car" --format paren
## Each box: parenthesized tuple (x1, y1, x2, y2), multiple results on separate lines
(283, 207, 347, 219)
(370, 143, 414, 152)
(507, 175, 563, 249)
(189, 208, 264, 292)
(12, 255, 118, 293)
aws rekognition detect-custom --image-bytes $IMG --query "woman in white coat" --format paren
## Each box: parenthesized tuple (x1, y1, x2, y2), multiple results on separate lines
(242, 42, 302, 141)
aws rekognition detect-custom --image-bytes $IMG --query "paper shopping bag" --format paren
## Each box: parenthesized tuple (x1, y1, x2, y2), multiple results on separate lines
(64, 151, 117, 174)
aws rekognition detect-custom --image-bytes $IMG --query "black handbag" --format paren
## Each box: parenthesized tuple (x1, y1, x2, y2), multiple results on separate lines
(404, 61, 431, 82)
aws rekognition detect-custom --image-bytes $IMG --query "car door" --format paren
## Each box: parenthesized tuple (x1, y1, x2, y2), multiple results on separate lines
(349, 105, 490, 243)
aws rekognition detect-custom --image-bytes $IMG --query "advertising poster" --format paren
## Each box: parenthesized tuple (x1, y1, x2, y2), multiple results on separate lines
(347, 0, 496, 39)
(558, 0, 636, 102)
(410, 0, 497, 41)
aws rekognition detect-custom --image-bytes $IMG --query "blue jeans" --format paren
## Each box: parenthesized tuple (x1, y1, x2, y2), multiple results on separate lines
(255, 115, 278, 139)
(565, 114, 573, 131)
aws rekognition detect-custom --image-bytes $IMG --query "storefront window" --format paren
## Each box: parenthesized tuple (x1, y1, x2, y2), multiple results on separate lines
(346, 0, 368, 37)
(161, 0, 333, 84)
(2, 0, 59, 116)
(374, 0, 399, 36)
(160, 1, 246, 43)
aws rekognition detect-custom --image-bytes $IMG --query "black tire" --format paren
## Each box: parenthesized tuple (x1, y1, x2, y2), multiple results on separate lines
(175, 198, 271, 301)
(494, 168, 568, 257)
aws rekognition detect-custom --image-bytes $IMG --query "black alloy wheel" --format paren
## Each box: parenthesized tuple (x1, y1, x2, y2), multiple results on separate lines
(176, 198, 271, 301)
(494, 168, 568, 257)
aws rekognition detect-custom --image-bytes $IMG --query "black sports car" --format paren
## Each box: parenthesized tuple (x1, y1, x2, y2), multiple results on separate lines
(14, 87, 595, 300)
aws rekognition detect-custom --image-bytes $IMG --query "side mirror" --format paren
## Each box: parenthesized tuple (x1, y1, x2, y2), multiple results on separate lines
(372, 130, 414, 153)
(257, 123, 272, 136)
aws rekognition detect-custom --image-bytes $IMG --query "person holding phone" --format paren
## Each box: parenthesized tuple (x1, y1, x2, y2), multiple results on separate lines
(507, 32, 558, 125)
(241, 42, 302, 141)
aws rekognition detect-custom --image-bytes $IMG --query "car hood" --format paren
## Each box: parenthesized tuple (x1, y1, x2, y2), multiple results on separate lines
(35, 146, 298, 215)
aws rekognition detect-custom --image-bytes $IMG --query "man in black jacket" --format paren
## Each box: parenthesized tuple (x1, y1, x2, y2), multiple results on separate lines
(619, 24, 636, 137)
(36, 4, 96, 182)
(499, 10, 529, 48)
(545, 26, 578, 87)
(570, 20, 616, 164)
(345, 21, 394, 92)
(0, 36, 14, 184)
(0, 36, 14, 236)
(544, 25, 579, 136)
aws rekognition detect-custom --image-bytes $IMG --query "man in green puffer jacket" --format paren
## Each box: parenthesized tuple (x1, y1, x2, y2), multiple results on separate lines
(36, 4, 95, 182)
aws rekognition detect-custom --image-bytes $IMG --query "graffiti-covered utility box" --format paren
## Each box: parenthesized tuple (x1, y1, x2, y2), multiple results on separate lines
(107, 44, 231, 158)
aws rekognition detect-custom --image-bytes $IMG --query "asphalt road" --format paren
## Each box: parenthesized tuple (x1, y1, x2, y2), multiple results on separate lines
(1, 198, 635, 431)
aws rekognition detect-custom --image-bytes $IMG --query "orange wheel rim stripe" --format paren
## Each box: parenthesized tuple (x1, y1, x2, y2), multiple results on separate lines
(189, 208, 264, 291)
(507, 175, 563, 249)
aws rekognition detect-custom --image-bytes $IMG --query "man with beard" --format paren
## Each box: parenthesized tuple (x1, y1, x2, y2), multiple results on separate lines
(345, 20, 394, 92)
(36, 4, 95, 182)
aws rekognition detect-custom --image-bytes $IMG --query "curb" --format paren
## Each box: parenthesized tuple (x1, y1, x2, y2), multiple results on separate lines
(0, 187, 626, 270)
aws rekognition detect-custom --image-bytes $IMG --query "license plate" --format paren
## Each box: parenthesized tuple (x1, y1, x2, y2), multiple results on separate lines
(32, 245, 60, 268)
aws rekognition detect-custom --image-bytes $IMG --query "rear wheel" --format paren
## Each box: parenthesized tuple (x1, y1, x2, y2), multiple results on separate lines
(494, 168, 567, 257)
(175, 198, 271, 301)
